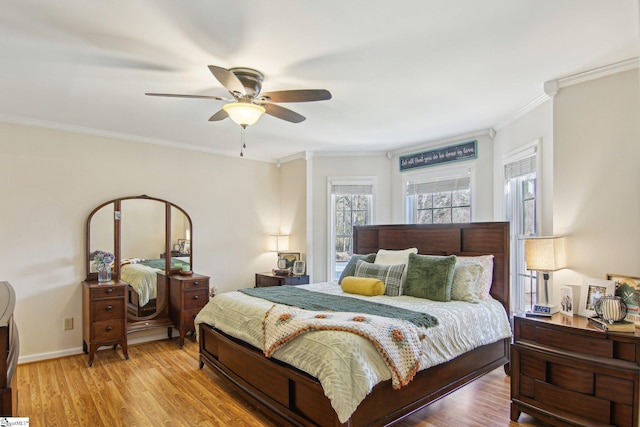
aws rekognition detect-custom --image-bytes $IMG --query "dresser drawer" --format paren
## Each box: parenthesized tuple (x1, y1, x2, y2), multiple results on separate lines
(90, 286, 125, 300)
(183, 289, 209, 310)
(92, 299, 124, 322)
(92, 319, 125, 342)
(182, 277, 208, 289)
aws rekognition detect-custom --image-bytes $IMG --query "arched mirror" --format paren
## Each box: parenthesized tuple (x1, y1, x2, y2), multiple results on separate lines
(86, 195, 193, 332)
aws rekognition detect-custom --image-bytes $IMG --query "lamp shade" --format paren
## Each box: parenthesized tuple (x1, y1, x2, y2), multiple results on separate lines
(269, 235, 289, 252)
(222, 102, 265, 127)
(524, 236, 566, 272)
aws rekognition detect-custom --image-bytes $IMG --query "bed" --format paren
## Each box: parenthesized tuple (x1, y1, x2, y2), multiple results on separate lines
(197, 222, 511, 426)
(121, 258, 190, 317)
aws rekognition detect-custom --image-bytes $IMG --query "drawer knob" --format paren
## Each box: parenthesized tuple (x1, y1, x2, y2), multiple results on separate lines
(193, 281, 200, 286)
(193, 295, 199, 300)
(106, 288, 113, 294)
(105, 305, 112, 311)
(106, 326, 113, 332)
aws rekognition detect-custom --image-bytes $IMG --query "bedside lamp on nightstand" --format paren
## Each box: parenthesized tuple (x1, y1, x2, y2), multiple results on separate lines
(524, 236, 566, 316)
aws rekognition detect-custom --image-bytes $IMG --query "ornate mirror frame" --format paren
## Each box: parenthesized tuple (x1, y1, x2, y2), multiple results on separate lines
(86, 195, 193, 331)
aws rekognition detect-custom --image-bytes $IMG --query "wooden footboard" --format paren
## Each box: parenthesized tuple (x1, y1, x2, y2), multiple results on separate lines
(199, 323, 509, 427)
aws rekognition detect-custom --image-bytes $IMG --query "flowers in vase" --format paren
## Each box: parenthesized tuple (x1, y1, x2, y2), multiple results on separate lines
(90, 250, 115, 267)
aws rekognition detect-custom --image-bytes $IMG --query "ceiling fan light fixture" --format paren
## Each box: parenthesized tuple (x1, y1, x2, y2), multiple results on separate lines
(222, 102, 266, 127)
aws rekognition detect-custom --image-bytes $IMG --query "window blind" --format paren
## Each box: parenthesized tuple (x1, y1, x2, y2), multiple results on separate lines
(405, 176, 470, 195)
(504, 154, 536, 180)
(331, 184, 373, 195)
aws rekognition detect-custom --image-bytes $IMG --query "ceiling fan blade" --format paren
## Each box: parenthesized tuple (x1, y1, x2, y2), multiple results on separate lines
(208, 65, 246, 95)
(260, 89, 332, 103)
(145, 93, 231, 101)
(208, 109, 229, 122)
(264, 103, 306, 123)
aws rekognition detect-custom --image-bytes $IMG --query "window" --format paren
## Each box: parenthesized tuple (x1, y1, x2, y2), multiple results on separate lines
(504, 143, 539, 315)
(405, 167, 472, 224)
(328, 179, 374, 280)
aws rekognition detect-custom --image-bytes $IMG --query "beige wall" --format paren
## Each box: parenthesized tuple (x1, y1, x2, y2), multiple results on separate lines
(553, 68, 640, 287)
(278, 158, 307, 271)
(0, 122, 281, 362)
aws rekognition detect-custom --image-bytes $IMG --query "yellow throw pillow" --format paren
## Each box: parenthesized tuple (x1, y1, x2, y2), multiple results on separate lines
(341, 276, 386, 296)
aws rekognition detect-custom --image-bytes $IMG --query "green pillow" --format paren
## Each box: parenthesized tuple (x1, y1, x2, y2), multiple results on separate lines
(338, 253, 376, 284)
(404, 254, 457, 301)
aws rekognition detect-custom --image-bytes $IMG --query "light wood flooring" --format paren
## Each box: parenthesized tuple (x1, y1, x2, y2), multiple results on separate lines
(16, 337, 550, 427)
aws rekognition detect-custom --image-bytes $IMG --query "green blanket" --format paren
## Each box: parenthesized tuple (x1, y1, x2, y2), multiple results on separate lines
(139, 258, 190, 270)
(239, 286, 438, 328)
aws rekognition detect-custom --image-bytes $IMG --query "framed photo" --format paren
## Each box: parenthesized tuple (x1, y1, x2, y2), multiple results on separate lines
(178, 239, 190, 254)
(559, 286, 574, 316)
(277, 252, 300, 270)
(608, 273, 640, 324)
(579, 278, 616, 317)
(293, 260, 306, 276)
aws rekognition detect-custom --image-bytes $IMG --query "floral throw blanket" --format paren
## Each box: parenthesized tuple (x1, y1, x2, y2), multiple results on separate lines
(262, 303, 426, 389)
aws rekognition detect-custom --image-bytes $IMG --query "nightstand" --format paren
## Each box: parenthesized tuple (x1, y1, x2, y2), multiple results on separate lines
(511, 313, 640, 427)
(255, 272, 310, 287)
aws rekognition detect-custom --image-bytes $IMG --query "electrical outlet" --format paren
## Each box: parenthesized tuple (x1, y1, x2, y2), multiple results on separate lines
(64, 317, 74, 330)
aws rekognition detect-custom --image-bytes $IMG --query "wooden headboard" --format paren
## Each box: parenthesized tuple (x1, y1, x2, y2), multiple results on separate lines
(353, 222, 510, 313)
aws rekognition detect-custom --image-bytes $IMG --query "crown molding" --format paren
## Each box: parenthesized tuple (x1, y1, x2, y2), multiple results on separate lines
(389, 128, 495, 158)
(553, 57, 639, 89)
(0, 113, 279, 163)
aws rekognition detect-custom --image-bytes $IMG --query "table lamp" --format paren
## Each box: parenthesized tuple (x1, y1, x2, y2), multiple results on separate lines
(524, 236, 566, 316)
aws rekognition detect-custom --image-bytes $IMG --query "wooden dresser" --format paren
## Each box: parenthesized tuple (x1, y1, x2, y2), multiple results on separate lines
(166, 273, 210, 348)
(0, 281, 19, 416)
(82, 280, 129, 367)
(511, 314, 640, 426)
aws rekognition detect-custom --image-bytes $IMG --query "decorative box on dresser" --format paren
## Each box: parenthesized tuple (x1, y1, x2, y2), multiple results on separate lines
(511, 313, 640, 427)
(82, 280, 128, 367)
(165, 272, 210, 348)
(255, 272, 309, 287)
(0, 281, 19, 416)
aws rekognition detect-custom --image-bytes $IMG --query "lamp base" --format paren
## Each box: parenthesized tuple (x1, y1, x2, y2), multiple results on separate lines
(526, 303, 558, 317)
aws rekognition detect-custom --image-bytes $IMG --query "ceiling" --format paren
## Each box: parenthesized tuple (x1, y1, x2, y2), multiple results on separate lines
(1, 1, 638, 162)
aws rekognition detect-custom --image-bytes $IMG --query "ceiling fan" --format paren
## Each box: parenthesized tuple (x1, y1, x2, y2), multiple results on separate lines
(146, 65, 332, 127)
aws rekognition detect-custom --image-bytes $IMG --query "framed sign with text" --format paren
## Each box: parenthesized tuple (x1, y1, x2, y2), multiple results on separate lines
(399, 140, 477, 172)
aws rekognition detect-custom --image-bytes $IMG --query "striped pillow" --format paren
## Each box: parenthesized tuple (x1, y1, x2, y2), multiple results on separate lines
(354, 259, 406, 297)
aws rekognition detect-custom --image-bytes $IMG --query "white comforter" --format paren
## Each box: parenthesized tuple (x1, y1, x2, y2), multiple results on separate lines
(194, 282, 512, 423)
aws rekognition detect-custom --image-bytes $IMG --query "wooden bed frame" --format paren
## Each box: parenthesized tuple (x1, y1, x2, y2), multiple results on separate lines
(199, 222, 511, 426)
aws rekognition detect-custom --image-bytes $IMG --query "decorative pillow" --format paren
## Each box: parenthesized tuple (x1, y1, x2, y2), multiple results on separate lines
(458, 255, 494, 299)
(341, 276, 385, 296)
(354, 259, 406, 297)
(374, 247, 418, 291)
(338, 253, 376, 284)
(451, 260, 484, 303)
(404, 254, 457, 301)
(374, 248, 418, 265)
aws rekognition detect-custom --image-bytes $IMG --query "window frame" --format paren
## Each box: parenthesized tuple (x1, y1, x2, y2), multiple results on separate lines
(402, 164, 476, 224)
(503, 139, 542, 315)
(326, 177, 376, 281)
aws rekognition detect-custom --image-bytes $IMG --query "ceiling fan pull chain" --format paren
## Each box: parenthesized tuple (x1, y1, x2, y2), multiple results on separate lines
(240, 126, 246, 157)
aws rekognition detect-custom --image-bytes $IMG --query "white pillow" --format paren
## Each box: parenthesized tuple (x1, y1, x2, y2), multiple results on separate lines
(374, 248, 418, 293)
(458, 255, 494, 299)
(374, 248, 418, 265)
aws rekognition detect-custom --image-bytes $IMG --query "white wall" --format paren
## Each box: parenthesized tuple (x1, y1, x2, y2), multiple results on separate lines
(553, 68, 640, 287)
(0, 122, 281, 362)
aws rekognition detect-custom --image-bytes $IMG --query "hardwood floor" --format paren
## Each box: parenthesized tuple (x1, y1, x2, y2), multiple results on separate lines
(17, 337, 550, 426)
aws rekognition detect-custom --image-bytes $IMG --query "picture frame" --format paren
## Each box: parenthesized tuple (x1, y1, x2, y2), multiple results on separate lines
(277, 252, 300, 270)
(178, 239, 190, 255)
(579, 278, 616, 317)
(292, 260, 306, 276)
(608, 273, 640, 325)
(559, 285, 574, 316)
